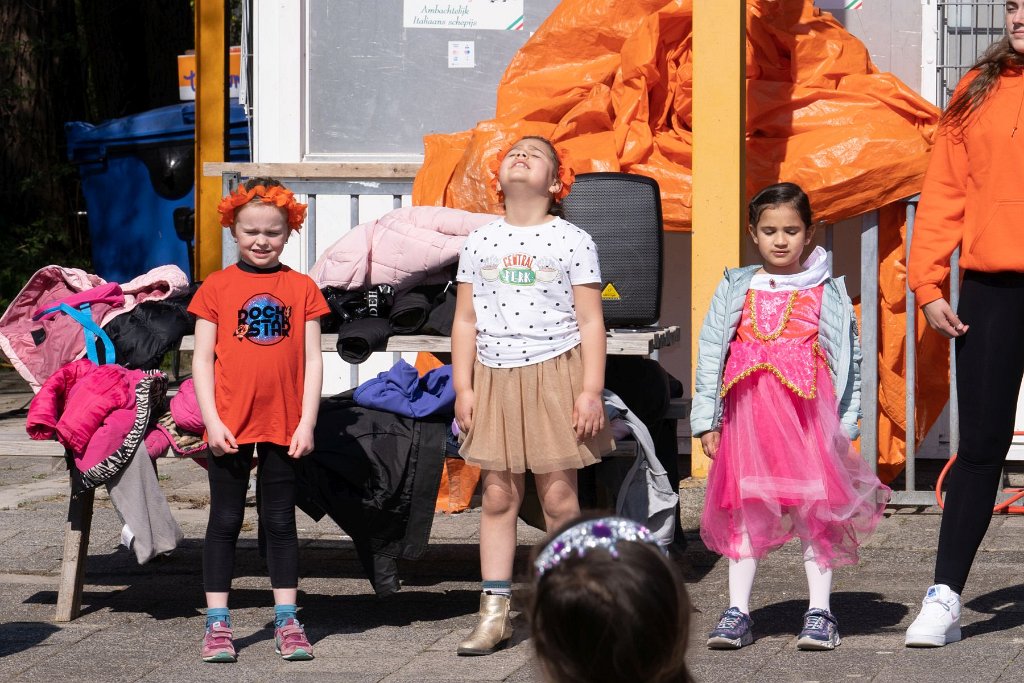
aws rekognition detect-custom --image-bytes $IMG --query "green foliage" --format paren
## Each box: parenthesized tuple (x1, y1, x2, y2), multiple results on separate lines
(0, 163, 92, 311)
(0, 218, 92, 313)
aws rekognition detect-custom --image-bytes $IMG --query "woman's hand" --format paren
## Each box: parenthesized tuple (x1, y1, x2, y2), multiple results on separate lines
(700, 431, 721, 459)
(455, 388, 475, 435)
(288, 423, 315, 458)
(922, 298, 968, 338)
(573, 390, 606, 442)
(206, 420, 239, 457)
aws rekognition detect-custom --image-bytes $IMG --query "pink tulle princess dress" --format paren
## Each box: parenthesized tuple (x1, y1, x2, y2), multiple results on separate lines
(700, 254, 890, 569)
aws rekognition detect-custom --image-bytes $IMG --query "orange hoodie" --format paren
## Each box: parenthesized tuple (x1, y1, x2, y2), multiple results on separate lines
(909, 71, 1024, 306)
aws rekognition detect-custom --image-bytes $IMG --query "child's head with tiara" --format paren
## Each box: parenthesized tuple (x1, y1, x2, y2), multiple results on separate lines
(529, 516, 693, 683)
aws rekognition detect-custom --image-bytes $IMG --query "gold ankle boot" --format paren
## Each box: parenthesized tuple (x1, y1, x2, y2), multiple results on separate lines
(456, 593, 512, 655)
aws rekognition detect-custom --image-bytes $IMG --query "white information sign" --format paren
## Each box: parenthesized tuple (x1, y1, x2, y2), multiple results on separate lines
(404, 1, 525, 31)
(448, 41, 476, 68)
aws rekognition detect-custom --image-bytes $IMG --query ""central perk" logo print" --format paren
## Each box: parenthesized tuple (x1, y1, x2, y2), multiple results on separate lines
(499, 252, 535, 286)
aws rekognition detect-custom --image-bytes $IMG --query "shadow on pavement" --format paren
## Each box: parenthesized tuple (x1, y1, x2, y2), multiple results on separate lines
(0, 621, 61, 656)
(962, 585, 1024, 639)
(750, 592, 908, 637)
(17, 540, 497, 624)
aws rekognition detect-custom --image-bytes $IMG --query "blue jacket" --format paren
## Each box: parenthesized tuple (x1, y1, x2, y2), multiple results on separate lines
(354, 360, 455, 418)
(689, 265, 862, 441)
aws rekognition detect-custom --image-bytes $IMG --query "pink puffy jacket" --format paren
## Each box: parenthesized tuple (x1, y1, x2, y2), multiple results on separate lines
(26, 359, 167, 488)
(309, 206, 495, 290)
(0, 264, 189, 391)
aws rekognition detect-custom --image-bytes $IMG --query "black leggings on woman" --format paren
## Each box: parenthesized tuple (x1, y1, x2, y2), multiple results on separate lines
(934, 271, 1024, 595)
(203, 442, 299, 593)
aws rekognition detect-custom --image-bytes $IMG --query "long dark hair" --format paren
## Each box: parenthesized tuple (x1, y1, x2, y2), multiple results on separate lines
(529, 537, 693, 683)
(943, 36, 1024, 131)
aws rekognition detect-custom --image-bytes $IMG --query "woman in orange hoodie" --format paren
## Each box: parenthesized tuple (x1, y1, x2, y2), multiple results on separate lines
(905, 2, 1024, 648)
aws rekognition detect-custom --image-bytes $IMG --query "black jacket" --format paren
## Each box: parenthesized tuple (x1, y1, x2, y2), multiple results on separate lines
(295, 394, 448, 596)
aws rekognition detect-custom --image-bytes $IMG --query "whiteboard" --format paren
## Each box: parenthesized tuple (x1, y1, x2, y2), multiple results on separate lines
(305, 0, 559, 161)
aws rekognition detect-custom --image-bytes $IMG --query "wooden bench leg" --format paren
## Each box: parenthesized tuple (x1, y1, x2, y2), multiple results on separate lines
(55, 487, 94, 622)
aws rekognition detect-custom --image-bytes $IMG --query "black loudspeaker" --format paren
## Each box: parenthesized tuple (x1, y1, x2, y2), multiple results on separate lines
(562, 172, 663, 327)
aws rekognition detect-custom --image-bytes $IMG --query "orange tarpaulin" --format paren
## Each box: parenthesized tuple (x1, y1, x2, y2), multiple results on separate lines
(413, 0, 947, 482)
(413, 0, 938, 230)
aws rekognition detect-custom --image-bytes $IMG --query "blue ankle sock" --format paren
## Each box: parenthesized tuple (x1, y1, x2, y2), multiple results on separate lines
(206, 607, 230, 630)
(274, 604, 297, 628)
(481, 580, 512, 598)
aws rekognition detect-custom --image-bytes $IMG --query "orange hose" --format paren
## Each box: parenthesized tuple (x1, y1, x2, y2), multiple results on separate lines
(935, 454, 1024, 514)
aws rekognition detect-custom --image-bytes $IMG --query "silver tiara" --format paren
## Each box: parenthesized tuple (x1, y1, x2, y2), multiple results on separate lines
(534, 516, 659, 578)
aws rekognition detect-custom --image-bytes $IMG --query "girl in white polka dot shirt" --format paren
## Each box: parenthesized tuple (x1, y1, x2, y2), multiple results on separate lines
(451, 135, 615, 655)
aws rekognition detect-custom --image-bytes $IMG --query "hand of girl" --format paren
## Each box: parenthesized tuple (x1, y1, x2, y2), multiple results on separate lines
(455, 389, 475, 434)
(700, 431, 721, 459)
(922, 298, 968, 338)
(207, 420, 239, 457)
(572, 390, 606, 442)
(288, 423, 315, 458)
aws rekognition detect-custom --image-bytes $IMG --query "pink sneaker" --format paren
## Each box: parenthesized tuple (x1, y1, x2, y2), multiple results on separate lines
(201, 621, 236, 663)
(275, 618, 314, 661)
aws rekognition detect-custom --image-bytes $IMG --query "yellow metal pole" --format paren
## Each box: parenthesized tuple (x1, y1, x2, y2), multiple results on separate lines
(691, 1, 746, 478)
(194, 0, 227, 279)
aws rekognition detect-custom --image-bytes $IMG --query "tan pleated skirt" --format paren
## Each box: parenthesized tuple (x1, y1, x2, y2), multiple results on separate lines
(459, 345, 615, 474)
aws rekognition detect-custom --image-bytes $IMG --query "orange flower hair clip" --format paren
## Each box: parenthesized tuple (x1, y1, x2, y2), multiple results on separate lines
(488, 139, 576, 204)
(217, 184, 308, 230)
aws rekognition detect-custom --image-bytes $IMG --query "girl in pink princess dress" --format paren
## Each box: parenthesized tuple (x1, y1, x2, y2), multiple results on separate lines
(691, 182, 890, 652)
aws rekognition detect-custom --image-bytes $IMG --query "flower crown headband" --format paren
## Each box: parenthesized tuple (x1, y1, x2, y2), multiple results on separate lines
(217, 184, 308, 230)
(488, 138, 576, 205)
(533, 516, 661, 578)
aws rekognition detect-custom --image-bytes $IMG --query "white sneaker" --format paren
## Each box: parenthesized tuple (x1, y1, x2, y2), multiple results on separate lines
(905, 584, 962, 647)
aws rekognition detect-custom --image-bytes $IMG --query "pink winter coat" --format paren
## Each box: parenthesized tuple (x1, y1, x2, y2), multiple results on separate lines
(26, 359, 167, 488)
(309, 206, 495, 290)
(0, 264, 190, 391)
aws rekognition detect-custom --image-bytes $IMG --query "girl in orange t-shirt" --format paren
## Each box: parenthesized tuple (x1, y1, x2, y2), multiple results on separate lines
(188, 177, 329, 664)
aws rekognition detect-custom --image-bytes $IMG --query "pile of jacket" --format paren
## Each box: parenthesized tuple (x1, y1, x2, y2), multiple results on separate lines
(0, 264, 195, 390)
(310, 206, 495, 363)
(25, 359, 214, 564)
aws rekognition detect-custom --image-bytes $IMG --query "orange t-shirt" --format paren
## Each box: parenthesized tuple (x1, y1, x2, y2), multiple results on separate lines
(188, 264, 330, 446)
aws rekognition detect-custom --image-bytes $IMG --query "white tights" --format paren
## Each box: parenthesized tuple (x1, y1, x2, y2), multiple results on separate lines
(728, 541, 833, 615)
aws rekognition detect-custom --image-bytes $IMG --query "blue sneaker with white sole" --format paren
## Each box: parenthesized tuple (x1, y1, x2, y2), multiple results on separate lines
(797, 608, 841, 650)
(707, 606, 754, 649)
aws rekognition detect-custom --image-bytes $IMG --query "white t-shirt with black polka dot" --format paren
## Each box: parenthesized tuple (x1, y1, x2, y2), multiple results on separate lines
(456, 217, 602, 369)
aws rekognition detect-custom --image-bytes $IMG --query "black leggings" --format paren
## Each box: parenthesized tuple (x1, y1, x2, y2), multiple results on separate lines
(203, 443, 299, 593)
(934, 271, 1024, 595)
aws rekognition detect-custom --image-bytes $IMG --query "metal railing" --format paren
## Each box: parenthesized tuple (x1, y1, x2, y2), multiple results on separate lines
(936, 1, 1005, 105)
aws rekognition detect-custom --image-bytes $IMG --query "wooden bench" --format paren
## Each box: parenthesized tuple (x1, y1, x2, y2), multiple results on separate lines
(176, 328, 682, 355)
(2, 326, 682, 621)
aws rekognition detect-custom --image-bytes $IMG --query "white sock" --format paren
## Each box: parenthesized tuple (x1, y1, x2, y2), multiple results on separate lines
(802, 543, 833, 612)
(728, 557, 758, 615)
(120, 524, 135, 550)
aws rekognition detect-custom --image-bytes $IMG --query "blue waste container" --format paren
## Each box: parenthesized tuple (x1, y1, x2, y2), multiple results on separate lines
(65, 102, 249, 283)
